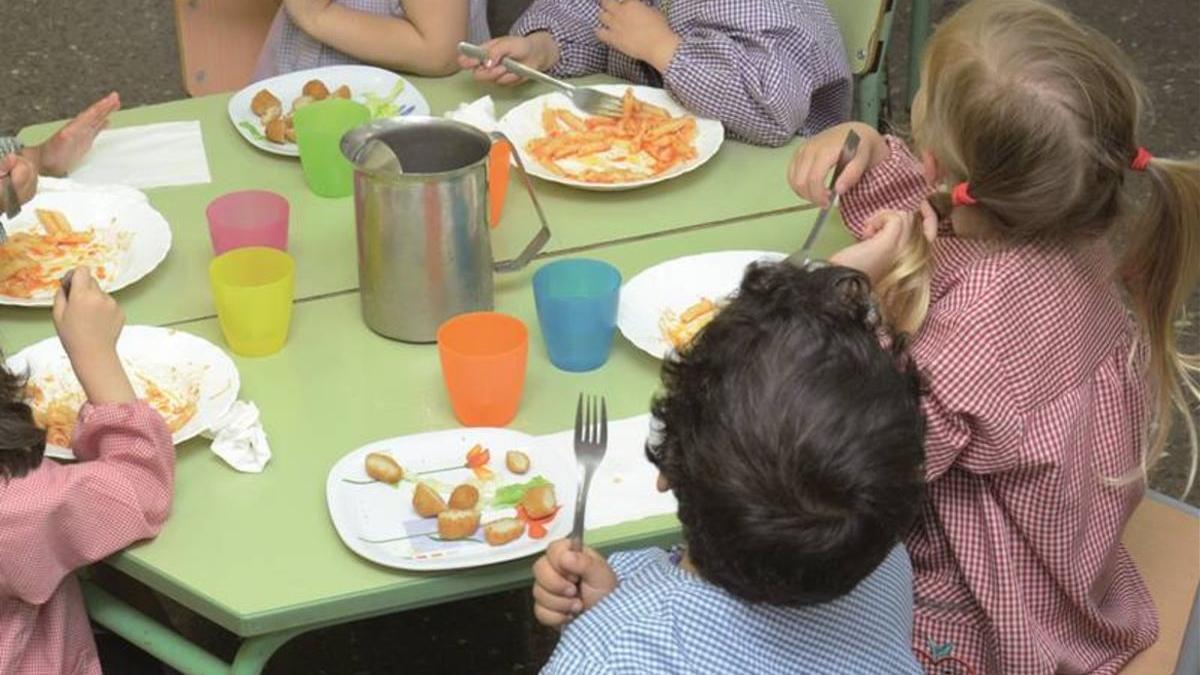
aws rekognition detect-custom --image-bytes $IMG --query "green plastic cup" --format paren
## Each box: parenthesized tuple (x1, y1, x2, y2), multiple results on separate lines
(293, 99, 370, 198)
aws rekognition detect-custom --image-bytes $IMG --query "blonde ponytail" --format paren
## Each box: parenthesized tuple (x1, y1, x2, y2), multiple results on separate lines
(1119, 156, 1200, 494)
(876, 214, 934, 336)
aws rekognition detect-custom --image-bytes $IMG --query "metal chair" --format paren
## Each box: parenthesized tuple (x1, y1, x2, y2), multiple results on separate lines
(826, 0, 896, 129)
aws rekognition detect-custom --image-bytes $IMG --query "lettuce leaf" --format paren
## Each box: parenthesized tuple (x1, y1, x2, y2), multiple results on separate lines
(491, 475, 551, 508)
(362, 80, 408, 119)
(238, 121, 266, 141)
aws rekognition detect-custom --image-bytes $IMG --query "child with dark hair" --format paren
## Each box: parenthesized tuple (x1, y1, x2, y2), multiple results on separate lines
(0, 268, 175, 675)
(532, 262, 926, 674)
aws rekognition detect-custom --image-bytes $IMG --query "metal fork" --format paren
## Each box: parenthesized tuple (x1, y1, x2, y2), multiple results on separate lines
(785, 129, 860, 269)
(570, 394, 608, 552)
(458, 42, 624, 118)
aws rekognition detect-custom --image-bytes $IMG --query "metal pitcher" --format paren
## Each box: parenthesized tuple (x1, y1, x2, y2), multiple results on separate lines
(341, 118, 551, 342)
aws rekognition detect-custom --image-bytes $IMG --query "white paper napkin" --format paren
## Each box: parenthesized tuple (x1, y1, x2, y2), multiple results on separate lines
(534, 414, 677, 530)
(68, 121, 212, 190)
(203, 401, 272, 473)
(444, 96, 500, 134)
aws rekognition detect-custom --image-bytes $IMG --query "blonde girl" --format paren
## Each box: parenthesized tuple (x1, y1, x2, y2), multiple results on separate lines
(789, 1, 1199, 673)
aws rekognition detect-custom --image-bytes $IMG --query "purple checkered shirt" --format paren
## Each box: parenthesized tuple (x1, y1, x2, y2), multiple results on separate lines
(257, 0, 490, 79)
(512, 0, 852, 147)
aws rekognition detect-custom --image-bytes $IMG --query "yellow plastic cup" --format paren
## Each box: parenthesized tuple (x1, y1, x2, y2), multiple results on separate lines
(209, 247, 295, 356)
(293, 98, 370, 198)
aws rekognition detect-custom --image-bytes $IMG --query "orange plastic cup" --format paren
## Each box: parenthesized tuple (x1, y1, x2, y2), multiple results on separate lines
(437, 312, 528, 426)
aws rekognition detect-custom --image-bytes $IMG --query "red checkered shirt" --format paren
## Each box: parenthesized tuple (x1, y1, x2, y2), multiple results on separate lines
(840, 136, 1160, 674)
(0, 402, 174, 675)
(512, 0, 852, 147)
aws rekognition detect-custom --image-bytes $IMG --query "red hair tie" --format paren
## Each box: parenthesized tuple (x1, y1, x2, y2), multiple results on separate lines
(950, 181, 977, 207)
(1130, 147, 1152, 172)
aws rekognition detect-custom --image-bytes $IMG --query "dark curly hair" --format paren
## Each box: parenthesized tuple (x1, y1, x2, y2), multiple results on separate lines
(0, 355, 46, 481)
(647, 262, 925, 606)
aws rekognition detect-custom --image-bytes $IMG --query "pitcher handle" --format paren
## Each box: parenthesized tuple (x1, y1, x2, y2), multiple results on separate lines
(491, 130, 552, 273)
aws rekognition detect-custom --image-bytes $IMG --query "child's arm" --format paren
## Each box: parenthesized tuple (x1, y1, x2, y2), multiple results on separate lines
(0, 402, 175, 604)
(532, 539, 618, 628)
(606, 0, 845, 147)
(284, 0, 470, 76)
(0, 269, 172, 604)
(790, 123, 931, 240)
(510, 0, 608, 77)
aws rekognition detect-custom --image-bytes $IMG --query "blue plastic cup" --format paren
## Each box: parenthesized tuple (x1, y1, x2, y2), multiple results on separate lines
(532, 259, 622, 372)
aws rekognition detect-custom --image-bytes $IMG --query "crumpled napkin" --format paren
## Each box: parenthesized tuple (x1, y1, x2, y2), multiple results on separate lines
(68, 121, 212, 190)
(202, 401, 272, 473)
(444, 96, 500, 134)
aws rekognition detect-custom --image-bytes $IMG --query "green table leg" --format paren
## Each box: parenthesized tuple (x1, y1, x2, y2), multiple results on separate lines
(908, 0, 933, 105)
(82, 580, 306, 675)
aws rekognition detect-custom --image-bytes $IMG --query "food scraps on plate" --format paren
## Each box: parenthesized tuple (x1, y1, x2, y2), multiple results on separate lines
(0, 209, 126, 299)
(27, 367, 200, 447)
(660, 297, 721, 350)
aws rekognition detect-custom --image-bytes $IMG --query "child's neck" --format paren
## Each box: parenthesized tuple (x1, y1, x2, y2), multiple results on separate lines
(678, 550, 700, 576)
(950, 205, 1003, 239)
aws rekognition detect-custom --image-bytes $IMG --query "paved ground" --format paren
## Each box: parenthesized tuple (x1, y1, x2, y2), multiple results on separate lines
(2, 1, 1197, 673)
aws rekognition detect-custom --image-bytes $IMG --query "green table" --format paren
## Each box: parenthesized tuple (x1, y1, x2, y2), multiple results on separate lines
(80, 208, 850, 675)
(4, 73, 807, 350)
(8, 79, 853, 674)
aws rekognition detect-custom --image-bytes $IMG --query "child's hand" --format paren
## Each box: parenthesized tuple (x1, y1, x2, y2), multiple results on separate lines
(33, 92, 120, 178)
(52, 267, 136, 405)
(789, 122, 889, 208)
(458, 34, 560, 86)
(0, 153, 37, 209)
(829, 204, 938, 284)
(596, 0, 680, 73)
(532, 540, 618, 628)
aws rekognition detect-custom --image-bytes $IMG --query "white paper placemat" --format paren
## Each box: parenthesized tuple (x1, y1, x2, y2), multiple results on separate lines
(534, 414, 677, 530)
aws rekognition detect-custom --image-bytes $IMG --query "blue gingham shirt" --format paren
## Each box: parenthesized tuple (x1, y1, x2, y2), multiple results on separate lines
(512, 0, 852, 147)
(541, 545, 921, 674)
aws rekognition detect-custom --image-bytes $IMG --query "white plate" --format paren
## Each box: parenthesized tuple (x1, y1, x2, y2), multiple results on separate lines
(327, 428, 576, 572)
(227, 65, 431, 157)
(6, 326, 240, 460)
(618, 250, 786, 359)
(0, 184, 172, 306)
(499, 84, 725, 191)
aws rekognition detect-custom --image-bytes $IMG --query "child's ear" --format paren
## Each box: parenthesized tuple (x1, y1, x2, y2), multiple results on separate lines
(920, 150, 940, 186)
(656, 473, 670, 493)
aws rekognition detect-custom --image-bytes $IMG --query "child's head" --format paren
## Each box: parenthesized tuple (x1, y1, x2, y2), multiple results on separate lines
(913, 0, 1199, 487)
(0, 360, 46, 481)
(646, 262, 925, 606)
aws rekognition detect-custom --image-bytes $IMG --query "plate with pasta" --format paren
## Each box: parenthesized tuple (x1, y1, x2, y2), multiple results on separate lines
(6, 326, 240, 460)
(0, 182, 172, 306)
(617, 250, 786, 359)
(499, 85, 725, 191)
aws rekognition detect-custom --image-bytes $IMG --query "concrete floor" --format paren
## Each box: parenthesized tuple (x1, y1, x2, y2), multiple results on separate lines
(2, 1, 1198, 673)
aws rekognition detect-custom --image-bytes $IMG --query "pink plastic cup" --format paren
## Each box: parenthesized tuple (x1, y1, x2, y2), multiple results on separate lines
(206, 190, 289, 255)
